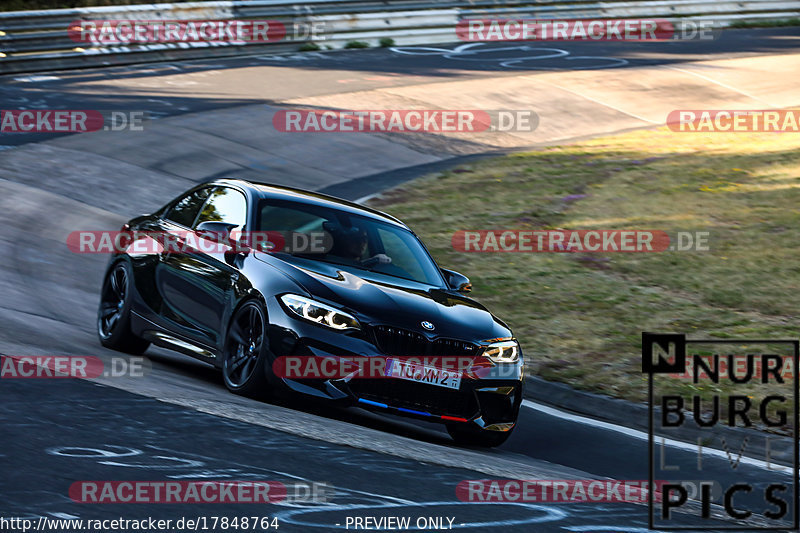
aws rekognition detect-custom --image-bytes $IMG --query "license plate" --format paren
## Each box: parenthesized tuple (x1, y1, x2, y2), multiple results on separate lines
(385, 359, 462, 390)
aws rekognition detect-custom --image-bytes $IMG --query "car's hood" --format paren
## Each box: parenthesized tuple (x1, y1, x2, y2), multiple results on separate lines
(262, 255, 510, 341)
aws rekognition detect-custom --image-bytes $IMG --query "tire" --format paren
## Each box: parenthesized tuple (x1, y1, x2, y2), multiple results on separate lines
(446, 423, 514, 448)
(222, 300, 272, 398)
(97, 261, 150, 355)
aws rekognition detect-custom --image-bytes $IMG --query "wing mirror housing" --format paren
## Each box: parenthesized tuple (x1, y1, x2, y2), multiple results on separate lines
(195, 221, 246, 249)
(441, 268, 472, 294)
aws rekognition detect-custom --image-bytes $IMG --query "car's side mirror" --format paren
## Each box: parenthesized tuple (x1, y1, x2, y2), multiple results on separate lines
(195, 221, 241, 248)
(441, 268, 472, 294)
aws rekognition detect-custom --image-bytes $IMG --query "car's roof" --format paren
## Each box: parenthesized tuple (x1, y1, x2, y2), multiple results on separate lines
(209, 178, 407, 228)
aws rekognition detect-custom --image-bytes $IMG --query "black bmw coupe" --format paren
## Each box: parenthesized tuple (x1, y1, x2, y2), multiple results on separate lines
(97, 179, 523, 447)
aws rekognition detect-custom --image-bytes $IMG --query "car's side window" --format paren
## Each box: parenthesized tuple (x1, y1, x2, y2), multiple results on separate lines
(193, 187, 247, 230)
(376, 227, 426, 280)
(165, 187, 211, 227)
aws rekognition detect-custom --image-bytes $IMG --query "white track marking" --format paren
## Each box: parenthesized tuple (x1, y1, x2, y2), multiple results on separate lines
(538, 81, 661, 124)
(502, 56, 629, 70)
(522, 399, 791, 474)
(13, 75, 59, 82)
(661, 65, 777, 107)
(355, 192, 380, 204)
(390, 42, 624, 71)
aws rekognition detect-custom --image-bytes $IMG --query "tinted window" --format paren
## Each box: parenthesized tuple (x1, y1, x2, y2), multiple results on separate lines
(260, 204, 325, 233)
(194, 187, 247, 230)
(376, 227, 430, 283)
(257, 199, 444, 286)
(165, 188, 211, 227)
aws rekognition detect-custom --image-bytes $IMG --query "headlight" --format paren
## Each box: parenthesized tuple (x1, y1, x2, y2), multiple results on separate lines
(483, 340, 519, 363)
(280, 294, 360, 331)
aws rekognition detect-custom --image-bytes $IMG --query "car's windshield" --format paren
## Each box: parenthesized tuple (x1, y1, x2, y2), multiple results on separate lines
(257, 199, 445, 287)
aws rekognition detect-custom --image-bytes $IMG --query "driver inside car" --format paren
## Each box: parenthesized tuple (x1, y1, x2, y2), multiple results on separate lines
(324, 222, 391, 267)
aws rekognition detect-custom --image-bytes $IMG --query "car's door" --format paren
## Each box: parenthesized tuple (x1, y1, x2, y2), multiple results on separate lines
(133, 186, 212, 324)
(156, 186, 248, 350)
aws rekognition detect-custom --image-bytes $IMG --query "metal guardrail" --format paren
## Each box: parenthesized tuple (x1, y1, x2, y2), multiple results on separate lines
(1, 0, 799, 74)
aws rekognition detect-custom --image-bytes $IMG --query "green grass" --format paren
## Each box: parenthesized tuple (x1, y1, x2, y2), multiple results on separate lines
(298, 42, 321, 52)
(369, 127, 800, 405)
(344, 40, 370, 49)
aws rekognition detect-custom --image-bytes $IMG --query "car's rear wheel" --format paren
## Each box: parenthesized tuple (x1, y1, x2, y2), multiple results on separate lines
(97, 261, 150, 355)
(222, 301, 271, 397)
(446, 423, 514, 448)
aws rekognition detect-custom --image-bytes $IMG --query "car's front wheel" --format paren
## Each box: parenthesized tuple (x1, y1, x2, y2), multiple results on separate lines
(222, 300, 272, 398)
(97, 261, 150, 355)
(446, 423, 514, 448)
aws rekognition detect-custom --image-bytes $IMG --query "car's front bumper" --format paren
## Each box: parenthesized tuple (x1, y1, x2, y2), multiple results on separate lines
(265, 300, 523, 432)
